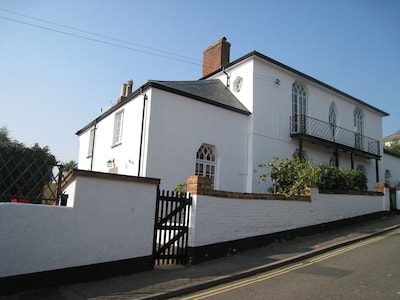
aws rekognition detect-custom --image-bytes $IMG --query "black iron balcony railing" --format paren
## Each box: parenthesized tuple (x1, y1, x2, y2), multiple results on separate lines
(290, 114, 380, 157)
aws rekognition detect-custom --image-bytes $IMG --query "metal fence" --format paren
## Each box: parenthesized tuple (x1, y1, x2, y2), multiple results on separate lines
(0, 151, 67, 205)
(290, 114, 380, 157)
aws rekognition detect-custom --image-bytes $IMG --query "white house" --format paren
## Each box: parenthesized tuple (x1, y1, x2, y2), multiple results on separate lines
(382, 131, 400, 188)
(76, 37, 389, 192)
(383, 130, 400, 148)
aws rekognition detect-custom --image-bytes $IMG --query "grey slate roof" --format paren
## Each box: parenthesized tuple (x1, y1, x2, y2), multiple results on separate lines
(148, 79, 250, 115)
(76, 79, 249, 135)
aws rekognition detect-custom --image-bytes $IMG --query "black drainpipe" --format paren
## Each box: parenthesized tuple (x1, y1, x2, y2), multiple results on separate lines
(138, 94, 147, 176)
(223, 67, 230, 88)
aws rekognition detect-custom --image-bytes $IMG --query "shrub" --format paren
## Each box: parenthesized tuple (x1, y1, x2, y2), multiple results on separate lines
(316, 164, 367, 192)
(173, 182, 187, 196)
(256, 158, 368, 196)
(316, 164, 343, 190)
(255, 157, 317, 197)
(343, 169, 367, 191)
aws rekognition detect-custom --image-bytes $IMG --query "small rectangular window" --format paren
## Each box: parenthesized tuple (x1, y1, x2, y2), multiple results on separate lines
(113, 110, 124, 146)
(87, 128, 95, 157)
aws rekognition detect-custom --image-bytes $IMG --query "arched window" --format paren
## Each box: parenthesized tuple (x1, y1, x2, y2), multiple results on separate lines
(195, 144, 216, 185)
(292, 82, 307, 133)
(354, 108, 363, 149)
(292, 82, 307, 116)
(329, 102, 336, 127)
(329, 102, 337, 139)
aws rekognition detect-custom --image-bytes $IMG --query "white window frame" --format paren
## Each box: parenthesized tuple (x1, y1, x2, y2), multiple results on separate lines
(292, 82, 307, 116)
(329, 102, 337, 138)
(112, 110, 124, 146)
(87, 128, 95, 157)
(195, 144, 217, 186)
(354, 108, 363, 149)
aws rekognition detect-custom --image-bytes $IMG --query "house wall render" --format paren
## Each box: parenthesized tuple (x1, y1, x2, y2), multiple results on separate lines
(76, 38, 390, 193)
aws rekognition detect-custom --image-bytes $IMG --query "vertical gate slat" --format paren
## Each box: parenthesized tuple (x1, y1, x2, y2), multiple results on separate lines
(177, 194, 183, 262)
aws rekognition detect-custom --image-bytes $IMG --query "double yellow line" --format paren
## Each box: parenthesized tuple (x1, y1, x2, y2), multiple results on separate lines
(179, 228, 400, 300)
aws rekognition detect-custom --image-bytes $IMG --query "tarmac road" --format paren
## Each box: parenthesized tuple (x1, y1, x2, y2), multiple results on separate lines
(175, 228, 400, 299)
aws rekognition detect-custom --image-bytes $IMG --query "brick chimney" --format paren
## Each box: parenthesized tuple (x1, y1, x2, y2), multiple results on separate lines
(202, 37, 231, 77)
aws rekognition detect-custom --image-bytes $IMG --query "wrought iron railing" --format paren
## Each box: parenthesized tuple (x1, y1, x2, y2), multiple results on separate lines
(290, 114, 380, 157)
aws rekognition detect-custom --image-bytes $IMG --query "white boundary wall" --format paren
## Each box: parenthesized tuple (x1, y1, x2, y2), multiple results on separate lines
(188, 187, 390, 247)
(0, 170, 159, 278)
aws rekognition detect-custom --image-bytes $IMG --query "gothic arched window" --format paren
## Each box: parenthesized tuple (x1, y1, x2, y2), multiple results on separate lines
(195, 144, 216, 185)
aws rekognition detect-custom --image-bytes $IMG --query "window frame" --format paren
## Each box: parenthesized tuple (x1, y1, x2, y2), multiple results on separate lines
(292, 82, 307, 117)
(112, 110, 124, 146)
(329, 102, 337, 138)
(195, 144, 217, 186)
(87, 128, 95, 157)
(353, 108, 364, 149)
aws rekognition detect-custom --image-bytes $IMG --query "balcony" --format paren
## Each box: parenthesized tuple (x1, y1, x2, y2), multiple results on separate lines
(290, 114, 381, 159)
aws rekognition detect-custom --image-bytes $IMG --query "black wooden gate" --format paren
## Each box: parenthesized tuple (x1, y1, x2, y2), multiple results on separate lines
(153, 189, 192, 265)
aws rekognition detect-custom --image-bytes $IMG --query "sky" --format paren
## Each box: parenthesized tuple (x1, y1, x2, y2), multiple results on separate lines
(0, 0, 399, 163)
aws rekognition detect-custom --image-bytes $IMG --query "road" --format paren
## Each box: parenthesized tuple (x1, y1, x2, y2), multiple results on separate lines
(177, 228, 400, 300)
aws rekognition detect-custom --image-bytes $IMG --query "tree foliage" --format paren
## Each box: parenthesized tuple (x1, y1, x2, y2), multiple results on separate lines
(62, 160, 77, 177)
(0, 127, 57, 203)
(173, 182, 187, 196)
(384, 143, 400, 156)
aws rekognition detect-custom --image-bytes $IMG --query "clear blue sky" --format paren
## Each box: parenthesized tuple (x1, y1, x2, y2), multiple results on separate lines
(1, 0, 399, 163)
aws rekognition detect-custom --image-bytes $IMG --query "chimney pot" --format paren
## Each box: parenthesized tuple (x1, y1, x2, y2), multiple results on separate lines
(117, 83, 127, 103)
(202, 37, 231, 77)
(120, 83, 127, 97)
(126, 79, 133, 95)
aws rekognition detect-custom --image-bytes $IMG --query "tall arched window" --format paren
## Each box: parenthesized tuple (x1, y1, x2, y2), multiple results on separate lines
(329, 102, 336, 127)
(354, 108, 363, 149)
(292, 82, 307, 132)
(292, 82, 307, 116)
(329, 102, 337, 139)
(195, 144, 216, 185)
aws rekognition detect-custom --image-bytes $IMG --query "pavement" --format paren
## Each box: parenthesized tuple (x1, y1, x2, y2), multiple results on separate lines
(2, 214, 400, 300)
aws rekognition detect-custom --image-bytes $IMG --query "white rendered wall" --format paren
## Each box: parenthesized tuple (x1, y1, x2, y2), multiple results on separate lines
(144, 88, 249, 192)
(0, 170, 158, 277)
(188, 188, 388, 247)
(382, 152, 400, 188)
(226, 57, 385, 192)
(77, 94, 147, 176)
(77, 54, 385, 193)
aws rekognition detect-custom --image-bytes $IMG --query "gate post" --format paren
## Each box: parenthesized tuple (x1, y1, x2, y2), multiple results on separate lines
(186, 176, 212, 195)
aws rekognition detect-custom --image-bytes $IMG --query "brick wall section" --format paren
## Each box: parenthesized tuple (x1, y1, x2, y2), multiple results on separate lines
(375, 182, 388, 193)
(202, 37, 231, 77)
(186, 176, 311, 202)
